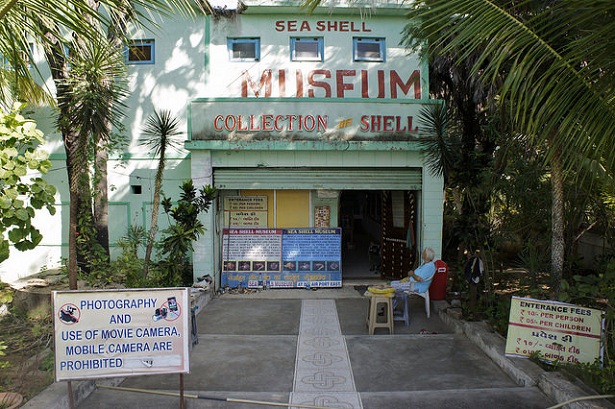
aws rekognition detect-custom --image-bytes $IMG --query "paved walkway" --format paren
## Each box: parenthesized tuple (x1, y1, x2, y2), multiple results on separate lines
(68, 287, 561, 409)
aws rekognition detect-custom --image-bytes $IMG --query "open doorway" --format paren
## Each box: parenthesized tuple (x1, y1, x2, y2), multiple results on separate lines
(339, 190, 419, 280)
(339, 191, 382, 279)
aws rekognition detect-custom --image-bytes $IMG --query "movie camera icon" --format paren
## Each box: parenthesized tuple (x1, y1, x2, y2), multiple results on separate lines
(59, 304, 80, 324)
(152, 307, 168, 322)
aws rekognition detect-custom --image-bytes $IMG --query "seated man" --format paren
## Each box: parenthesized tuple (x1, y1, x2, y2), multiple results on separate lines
(390, 247, 436, 295)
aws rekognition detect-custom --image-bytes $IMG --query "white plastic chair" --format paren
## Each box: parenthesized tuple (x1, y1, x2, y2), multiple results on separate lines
(404, 272, 436, 318)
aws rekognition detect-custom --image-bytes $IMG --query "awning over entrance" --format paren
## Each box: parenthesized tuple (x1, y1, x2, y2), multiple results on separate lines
(213, 168, 422, 190)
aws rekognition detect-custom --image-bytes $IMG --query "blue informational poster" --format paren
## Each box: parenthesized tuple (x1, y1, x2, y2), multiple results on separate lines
(221, 228, 342, 288)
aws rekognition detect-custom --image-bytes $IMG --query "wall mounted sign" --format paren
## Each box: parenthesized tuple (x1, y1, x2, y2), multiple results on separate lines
(224, 196, 268, 227)
(222, 228, 342, 288)
(314, 206, 331, 227)
(190, 99, 425, 141)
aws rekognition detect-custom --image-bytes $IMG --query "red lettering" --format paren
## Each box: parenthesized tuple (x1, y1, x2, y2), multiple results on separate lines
(303, 115, 316, 131)
(225, 116, 236, 131)
(383, 116, 395, 132)
(378, 70, 385, 98)
(371, 115, 382, 131)
(296, 69, 303, 97)
(308, 70, 332, 98)
(406, 116, 418, 132)
(275, 20, 370, 33)
(390, 70, 421, 99)
(274, 115, 284, 131)
(287, 115, 297, 131)
(242, 70, 272, 97)
(242, 115, 252, 131)
(361, 70, 369, 98)
(336, 70, 355, 98)
(279, 69, 286, 97)
(318, 116, 328, 131)
(262, 114, 274, 131)
(240, 69, 422, 99)
(360, 116, 369, 131)
(214, 115, 224, 131)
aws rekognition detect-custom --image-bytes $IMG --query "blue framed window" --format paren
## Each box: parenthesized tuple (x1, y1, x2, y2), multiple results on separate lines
(353, 37, 385, 62)
(291, 37, 324, 62)
(228, 38, 260, 61)
(126, 39, 155, 64)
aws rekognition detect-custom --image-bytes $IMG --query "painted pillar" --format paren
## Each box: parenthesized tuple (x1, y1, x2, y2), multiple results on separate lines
(192, 150, 215, 282)
(421, 166, 444, 259)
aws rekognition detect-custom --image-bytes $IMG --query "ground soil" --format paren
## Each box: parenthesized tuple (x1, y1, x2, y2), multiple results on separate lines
(0, 274, 68, 404)
(0, 310, 55, 403)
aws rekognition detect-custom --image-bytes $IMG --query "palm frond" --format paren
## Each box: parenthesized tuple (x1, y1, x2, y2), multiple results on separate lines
(140, 110, 183, 156)
(404, 0, 615, 174)
(418, 102, 455, 180)
(55, 36, 128, 154)
(0, 0, 207, 105)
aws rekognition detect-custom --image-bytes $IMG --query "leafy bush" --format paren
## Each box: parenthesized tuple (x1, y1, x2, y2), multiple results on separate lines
(0, 280, 13, 305)
(0, 342, 8, 370)
(557, 261, 615, 397)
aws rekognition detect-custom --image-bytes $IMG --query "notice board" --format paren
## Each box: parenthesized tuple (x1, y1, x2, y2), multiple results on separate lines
(505, 296, 603, 364)
(222, 228, 342, 288)
(53, 288, 190, 381)
(224, 196, 268, 227)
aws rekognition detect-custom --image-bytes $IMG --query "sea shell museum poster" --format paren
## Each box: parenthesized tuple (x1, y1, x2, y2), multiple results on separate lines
(222, 228, 342, 288)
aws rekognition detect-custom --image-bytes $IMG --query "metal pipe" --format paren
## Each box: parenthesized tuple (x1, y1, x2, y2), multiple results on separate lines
(96, 384, 343, 409)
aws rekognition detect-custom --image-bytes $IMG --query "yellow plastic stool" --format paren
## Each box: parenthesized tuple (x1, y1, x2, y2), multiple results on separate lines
(365, 291, 395, 335)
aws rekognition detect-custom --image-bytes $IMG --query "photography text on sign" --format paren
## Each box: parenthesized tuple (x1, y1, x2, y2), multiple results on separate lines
(53, 289, 189, 381)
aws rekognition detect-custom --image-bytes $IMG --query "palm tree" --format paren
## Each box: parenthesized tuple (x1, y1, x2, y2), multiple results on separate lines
(417, 49, 501, 258)
(404, 0, 615, 163)
(140, 110, 183, 277)
(61, 37, 128, 266)
(402, 0, 615, 297)
(1, 0, 209, 289)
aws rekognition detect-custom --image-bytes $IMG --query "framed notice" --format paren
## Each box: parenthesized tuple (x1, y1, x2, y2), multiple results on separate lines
(222, 228, 283, 288)
(53, 288, 190, 381)
(314, 206, 331, 227)
(505, 296, 603, 364)
(222, 228, 342, 288)
(224, 196, 267, 227)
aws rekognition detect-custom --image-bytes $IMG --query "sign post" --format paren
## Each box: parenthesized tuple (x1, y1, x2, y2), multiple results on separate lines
(505, 296, 603, 365)
(52, 287, 190, 406)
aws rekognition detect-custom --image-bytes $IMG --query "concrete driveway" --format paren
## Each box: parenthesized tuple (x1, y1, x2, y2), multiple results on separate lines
(74, 286, 559, 408)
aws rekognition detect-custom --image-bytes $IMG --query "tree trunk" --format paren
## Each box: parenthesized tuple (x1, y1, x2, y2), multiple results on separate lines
(64, 127, 88, 289)
(143, 155, 166, 276)
(94, 146, 110, 256)
(550, 149, 565, 299)
(67, 165, 79, 290)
